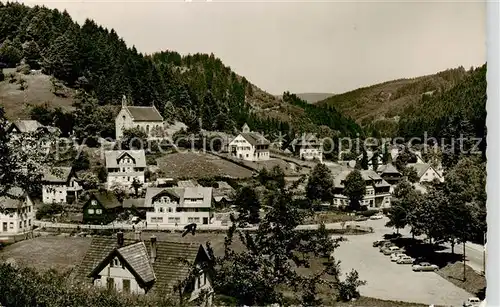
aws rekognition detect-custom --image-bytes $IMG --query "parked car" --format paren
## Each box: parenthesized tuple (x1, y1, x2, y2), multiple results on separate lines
(372, 239, 389, 247)
(463, 297, 481, 307)
(383, 246, 403, 255)
(355, 216, 369, 222)
(370, 213, 384, 220)
(412, 262, 439, 272)
(397, 256, 415, 264)
(390, 252, 406, 262)
(379, 242, 394, 252)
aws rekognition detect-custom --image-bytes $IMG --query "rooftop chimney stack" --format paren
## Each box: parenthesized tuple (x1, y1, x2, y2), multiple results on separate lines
(135, 230, 142, 242)
(150, 236, 157, 263)
(117, 231, 124, 247)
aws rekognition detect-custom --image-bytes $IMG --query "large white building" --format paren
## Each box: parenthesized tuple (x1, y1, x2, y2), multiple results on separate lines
(115, 96, 164, 140)
(228, 123, 270, 161)
(105, 150, 147, 189)
(290, 133, 323, 162)
(0, 187, 35, 235)
(42, 167, 82, 204)
(406, 163, 444, 183)
(145, 186, 213, 226)
(332, 169, 392, 209)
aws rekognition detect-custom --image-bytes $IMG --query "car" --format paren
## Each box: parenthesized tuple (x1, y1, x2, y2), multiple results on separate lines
(379, 242, 394, 252)
(383, 246, 403, 255)
(412, 262, 439, 272)
(355, 216, 369, 222)
(390, 252, 406, 262)
(397, 256, 415, 264)
(463, 297, 481, 307)
(369, 213, 384, 220)
(372, 239, 389, 247)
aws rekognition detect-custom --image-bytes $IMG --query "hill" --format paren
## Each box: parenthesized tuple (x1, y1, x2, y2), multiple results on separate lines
(276, 93, 334, 104)
(0, 2, 360, 138)
(316, 67, 470, 126)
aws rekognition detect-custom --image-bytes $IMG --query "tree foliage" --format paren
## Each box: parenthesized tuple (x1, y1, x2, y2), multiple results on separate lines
(306, 163, 334, 203)
(343, 170, 365, 210)
(234, 186, 261, 225)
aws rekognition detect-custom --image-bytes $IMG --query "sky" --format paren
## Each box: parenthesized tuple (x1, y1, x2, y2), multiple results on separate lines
(20, 0, 486, 95)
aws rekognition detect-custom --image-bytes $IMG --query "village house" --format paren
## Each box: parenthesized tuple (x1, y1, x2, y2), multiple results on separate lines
(376, 163, 403, 186)
(332, 169, 392, 209)
(42, 167, 82, 204)
(71, 233, 213, 305)
(6, 119, 43, 134)
(406, 163, 444, 183)
(212, 181, 235, 207)
(228, 123, 270, 161)
(145, 186, 213, 226)
(115, 95, 164, 140)
(290, 133, 323, 162)
(105, 150, 147, 189)
(0, 187, 35, 235)
(82, 191, 123, 224)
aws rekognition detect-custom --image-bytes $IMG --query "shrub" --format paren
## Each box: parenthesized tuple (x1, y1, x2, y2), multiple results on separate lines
(358, 209, 379, 217)
(16, 63, 30, 75)
(36, 203, 64, 220)
(0, 69, 4, 82)
(337, 269, 367, 302)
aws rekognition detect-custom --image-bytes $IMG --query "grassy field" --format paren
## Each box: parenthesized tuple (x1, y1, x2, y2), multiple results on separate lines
(156, 151, 254, 179)
(437, 262, 486, 300)
(0, 236, 91, 273)
(0, 68, 75, 120)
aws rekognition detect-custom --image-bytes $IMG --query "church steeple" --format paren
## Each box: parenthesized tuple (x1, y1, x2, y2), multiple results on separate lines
(242, 123, 250, 133)
(122, 95, 127, 107)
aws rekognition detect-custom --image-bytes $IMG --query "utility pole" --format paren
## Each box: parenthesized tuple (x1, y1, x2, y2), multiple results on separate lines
(462, 240, 467, 281)
(483, 231, 487, 275)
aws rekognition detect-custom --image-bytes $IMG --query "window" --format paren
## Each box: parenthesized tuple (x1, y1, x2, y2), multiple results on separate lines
(9, 222, 13, 229)
(107, 278, 114, 290)
(28, 206, 31, 213)
(24, 220, 27, 228)
(28, 219, 31, 226)
(88, 209, 95, 215)
(151, 217, 163, 223)
(91, 200, 97, 206)
(19, 221, 22, 228)
(168, 207, 173, 213)
(96, 209, 102, 214)
(159, 207, 164, 213)
(122, 279, 131, 293)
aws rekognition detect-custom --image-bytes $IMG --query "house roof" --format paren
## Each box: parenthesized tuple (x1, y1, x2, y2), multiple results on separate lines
(240, 132, 270, 146)
(72, 236, 207, 292)
(376, 164, 401, 175)
(104, 150, 147, 168)
(9, 120, 43, 133)
(42, 167, 73, 183)
(125, 106, 164, 122)
(144, 186, 212, 208)
(91, 191, 122, 209)
(333, 169, 390, 188)
(407, 163, 433, 178)
(177, 180, 198, 188)
(117, 242, 156, 284)
(0, 187, 26, 209)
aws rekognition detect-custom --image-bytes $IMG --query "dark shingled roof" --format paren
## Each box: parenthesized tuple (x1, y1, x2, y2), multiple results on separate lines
(0, 187, 26, 209)
(42, 167, 73, 183)
(72, 236, 207, 293)
(92, 191, 122, 209)
(9, 120, 43, 133)
(125, 106, 164, 122)
(241, 132, 270, 146)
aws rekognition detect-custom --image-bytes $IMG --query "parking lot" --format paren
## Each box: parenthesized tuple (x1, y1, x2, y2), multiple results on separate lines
(334, 218, 472, 306)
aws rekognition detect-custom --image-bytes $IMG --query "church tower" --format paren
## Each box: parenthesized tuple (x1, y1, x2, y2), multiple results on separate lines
(242, 123, 250, 133)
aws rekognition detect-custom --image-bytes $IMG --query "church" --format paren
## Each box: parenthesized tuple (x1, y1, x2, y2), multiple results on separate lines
(115, 96, 164, 140)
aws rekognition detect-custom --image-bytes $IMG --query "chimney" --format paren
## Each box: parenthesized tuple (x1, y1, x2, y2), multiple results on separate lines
(135, 230, 142, 242)
(150, 236, 157, 263)
(117, 231, 124, 247)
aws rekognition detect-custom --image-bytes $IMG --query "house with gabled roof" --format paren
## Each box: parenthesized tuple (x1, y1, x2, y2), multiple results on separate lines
(290, 133, 323, 162)
(104, 150, 147, 189)
(71, 233, 213, 305)
(7, 120, 43, 134)
(42, 167, 82, 204)
(145, 186, 213, 226)
(0, 187, 35, 235)
(228, 123, 270, 161)
(82, 191, 123, 224)
(332, 169, 392, 209)
(376, 163, 403, 186)
(406, 163, 444, 183)
(115, 95, 165, 140)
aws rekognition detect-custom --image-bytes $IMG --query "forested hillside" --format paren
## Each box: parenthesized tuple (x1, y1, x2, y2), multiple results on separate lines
(0, 1, 360, 139)
(316, 67, 471, 129)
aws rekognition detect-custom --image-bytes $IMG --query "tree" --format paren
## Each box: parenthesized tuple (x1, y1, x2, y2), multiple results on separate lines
(96, 166, 108, 183)
(42, 31, 80, 84)
(79, 171, 99, 190)
(360, 149, 369, 170)
(121, 127, 148, 150)
(402, 166, 419, 183)
(22, 40, 41, 69)
(386, 180, 422, 235)
(371, 152, 379, 171)
(214, 168, 364, 305)
(343, 170, 365, 211)
(0, 39, 22, 67)
(72, 152, 90, 172)
(234, 186, 261, 225)
(306, 163, 334, 203)
(131, 178, 142, 196)
(337, 269, 367, 302)
(381, 145, 392, 164)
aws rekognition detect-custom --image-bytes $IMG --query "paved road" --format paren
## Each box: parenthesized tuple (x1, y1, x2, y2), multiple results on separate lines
(334, 218, 473, 306)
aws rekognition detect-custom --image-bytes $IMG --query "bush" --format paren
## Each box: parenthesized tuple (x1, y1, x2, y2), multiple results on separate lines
(337, 269, 367, 302)
(0, 69, 4, 82)
(16, 63, 30, 75)
(382, 207, 390, 215)
(36, 203, 64, 220)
